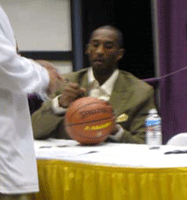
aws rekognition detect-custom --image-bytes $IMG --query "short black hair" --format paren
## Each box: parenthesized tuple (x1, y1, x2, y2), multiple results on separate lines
(90, 25, 124, 48)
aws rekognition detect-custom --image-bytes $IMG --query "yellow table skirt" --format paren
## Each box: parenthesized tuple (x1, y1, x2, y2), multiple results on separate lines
(31, 159, 187, 200)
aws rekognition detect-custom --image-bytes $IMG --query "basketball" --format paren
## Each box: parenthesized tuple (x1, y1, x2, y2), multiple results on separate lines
(65, 97, 115, 145)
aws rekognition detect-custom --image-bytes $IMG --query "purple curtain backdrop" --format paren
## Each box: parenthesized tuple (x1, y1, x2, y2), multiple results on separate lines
(156, 0, 187, 143)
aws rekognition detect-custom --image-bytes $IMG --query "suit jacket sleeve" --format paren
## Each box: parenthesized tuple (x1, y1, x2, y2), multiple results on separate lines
(32, 70, 88, 139)
(32, 99, 65, 139)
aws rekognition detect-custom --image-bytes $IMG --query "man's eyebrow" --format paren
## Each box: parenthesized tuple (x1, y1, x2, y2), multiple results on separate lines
(105, 41, 114, 44)
(91, 39, 99, 42)
(91, 39, 114, 43)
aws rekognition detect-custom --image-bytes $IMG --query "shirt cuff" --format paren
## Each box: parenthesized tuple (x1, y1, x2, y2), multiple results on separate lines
(51, 95, 67, 115)
(108, 124, 124, 142)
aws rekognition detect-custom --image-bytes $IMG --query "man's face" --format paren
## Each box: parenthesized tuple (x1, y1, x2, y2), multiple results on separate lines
(87, 28, 124, 71)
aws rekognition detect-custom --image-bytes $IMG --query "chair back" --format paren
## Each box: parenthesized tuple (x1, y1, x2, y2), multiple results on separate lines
(143, 77, 160, 89)
(28, 93, 43, 114)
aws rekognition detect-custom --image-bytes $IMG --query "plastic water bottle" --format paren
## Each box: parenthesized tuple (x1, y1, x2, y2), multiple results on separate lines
(145, 109, 162, 149)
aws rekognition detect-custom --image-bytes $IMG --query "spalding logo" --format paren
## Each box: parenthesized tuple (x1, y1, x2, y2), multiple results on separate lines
(80, 108, 109, 119)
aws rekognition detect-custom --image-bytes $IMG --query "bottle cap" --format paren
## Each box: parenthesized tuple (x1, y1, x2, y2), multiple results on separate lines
(148, 109, 157, 114)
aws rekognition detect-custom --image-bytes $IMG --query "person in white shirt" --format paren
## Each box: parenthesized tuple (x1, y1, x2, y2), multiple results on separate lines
(32, 25, 156, 143)
(0, 5, 63, 200)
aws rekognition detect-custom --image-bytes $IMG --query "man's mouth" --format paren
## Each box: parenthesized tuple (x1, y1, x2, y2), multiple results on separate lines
(93, 59, 104, 65)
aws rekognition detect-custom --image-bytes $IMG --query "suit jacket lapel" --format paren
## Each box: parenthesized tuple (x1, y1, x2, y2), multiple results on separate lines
(109, 71, 133, 117)
(79, 69, 133, 117)
(79, 71, 89, 96)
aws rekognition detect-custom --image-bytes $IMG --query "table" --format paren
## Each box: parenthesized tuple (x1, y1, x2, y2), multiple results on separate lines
(31, 139, 187, 200)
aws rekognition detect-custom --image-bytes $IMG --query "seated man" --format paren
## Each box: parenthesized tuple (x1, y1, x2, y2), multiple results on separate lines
(32, 25, 156, 144)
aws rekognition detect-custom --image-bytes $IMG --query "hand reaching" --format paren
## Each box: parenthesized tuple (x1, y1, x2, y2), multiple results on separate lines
(36, 60, 64, 95)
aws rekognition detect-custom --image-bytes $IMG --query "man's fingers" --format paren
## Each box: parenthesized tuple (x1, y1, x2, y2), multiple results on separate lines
(36, 59, 64, 83)
(80, 87, 87, 93)
(57, 73, 64, 81)
(68, 82, 80, 90)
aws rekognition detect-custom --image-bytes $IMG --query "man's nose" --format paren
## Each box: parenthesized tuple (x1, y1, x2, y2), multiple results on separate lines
(96, 44, 104, 54)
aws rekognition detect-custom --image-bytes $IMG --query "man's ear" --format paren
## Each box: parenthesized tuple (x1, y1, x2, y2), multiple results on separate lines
(117, 48, 125, 60)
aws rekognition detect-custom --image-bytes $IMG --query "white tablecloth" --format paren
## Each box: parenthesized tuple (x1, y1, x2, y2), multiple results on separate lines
(34, 139, 187, 168)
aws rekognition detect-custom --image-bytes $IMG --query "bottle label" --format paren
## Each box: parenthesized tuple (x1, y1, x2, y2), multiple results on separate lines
(146, 122, 162, 146)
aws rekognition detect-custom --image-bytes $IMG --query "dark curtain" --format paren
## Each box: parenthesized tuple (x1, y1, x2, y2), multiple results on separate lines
(156, 0, 187, 143)
(81, 0, 155, 79)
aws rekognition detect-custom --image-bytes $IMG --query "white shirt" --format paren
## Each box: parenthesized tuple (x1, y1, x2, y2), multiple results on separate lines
(0, 5, 49, 194)
(52, 67, 124, 142)
(88, 68, 123, 141)
(88, 67, 119, 101)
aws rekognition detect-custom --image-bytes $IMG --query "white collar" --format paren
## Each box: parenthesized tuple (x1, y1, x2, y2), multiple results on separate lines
(88, 67, 119, 96)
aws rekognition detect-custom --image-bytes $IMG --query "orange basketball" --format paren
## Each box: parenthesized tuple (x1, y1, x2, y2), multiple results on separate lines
(65, 97, 115, 145)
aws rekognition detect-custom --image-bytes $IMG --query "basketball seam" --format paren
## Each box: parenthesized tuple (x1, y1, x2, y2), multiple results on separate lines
(67, 127, 110, 139)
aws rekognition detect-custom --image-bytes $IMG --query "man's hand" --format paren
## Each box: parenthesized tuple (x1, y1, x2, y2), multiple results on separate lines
(59, 82, 86, 108)
(36, 60, 64, 95)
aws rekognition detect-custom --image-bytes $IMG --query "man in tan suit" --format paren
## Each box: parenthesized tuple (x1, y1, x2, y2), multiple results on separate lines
(32, 25, 156, 144)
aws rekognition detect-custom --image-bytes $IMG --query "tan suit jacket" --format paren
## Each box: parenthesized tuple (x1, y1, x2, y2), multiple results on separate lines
(32, 68, 156, 144)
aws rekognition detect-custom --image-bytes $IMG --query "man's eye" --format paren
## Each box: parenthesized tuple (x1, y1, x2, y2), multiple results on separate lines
(105, 43, 114, 49)
(92, 42, 99, 47)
